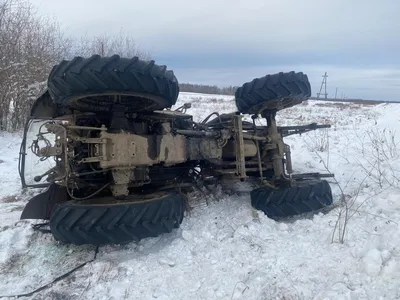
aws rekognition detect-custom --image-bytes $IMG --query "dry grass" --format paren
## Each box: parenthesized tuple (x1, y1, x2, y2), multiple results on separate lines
(0, 225, 10, 232)
(0, 195, 19, 203)
(0, 253, 20, 275)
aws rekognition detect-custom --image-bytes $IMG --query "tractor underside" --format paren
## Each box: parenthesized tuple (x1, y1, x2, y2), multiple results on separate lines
(18, 55, 334, 245)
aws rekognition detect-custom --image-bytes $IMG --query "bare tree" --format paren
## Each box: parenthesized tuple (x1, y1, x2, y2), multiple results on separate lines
(72, 29, 151, 59)
(0, 0, 71, 131)
(0, 0, 149, 132)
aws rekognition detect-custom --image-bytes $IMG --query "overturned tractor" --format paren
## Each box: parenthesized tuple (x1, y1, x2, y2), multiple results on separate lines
(18, 55, 334, 245)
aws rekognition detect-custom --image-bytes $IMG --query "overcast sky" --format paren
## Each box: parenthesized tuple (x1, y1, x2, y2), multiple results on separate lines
(31, 0, 400, 100)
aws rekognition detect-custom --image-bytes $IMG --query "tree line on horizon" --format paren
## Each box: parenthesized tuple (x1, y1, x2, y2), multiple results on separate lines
(178, 83, 238, 96)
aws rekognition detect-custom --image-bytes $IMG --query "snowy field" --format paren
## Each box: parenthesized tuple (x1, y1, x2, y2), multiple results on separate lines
(1, 92, 400, 299)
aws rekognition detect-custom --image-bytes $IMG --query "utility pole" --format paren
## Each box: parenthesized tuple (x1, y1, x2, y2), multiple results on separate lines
(316, 72, 328, 99)
(335, 87, 338, 99)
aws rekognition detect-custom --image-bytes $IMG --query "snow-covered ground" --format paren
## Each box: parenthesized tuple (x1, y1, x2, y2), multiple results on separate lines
(1, 92, 400, 299)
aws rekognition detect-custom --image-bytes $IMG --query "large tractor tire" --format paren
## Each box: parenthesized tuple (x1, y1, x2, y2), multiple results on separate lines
(47, 55, 179, 113)
(49, 191, 185, 245)
(235, 71, 311, 114)
(251, 180, 333, 219)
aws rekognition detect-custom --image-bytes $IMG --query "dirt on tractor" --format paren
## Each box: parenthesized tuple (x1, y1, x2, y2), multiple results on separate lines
(18, 55, 334, 245)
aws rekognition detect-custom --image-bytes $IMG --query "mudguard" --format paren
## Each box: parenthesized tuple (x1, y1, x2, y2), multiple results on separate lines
(29, 89, 57, 118)
(20, 183, 68, 220)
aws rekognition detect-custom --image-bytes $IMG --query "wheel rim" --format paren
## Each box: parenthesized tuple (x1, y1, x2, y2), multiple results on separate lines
(66, 93, 169, 113)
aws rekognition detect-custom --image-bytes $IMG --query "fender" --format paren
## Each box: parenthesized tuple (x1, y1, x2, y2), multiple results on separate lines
(20, 184, 68, 220)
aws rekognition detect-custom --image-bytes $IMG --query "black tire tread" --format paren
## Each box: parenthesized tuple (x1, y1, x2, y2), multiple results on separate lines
(47, 54, 179, 110)
(251, 180, 333, 219)
(49, 192, 185, 245)
(235, 71, 311, 114)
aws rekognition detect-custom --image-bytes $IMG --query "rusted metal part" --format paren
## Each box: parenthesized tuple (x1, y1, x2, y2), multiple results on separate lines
(111, 169, 131, 197)
(160, 122, 172, 134)
(222, 140, 257, 158)
(96, 131, 188, 168)
(233, 115, 247, 179)
(187, 138, 222, 160)
(256, 141, 263, 180)
(198, 139, 223, 160)
(264, 111, 284, 178)
(284, 144, 293, 175)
